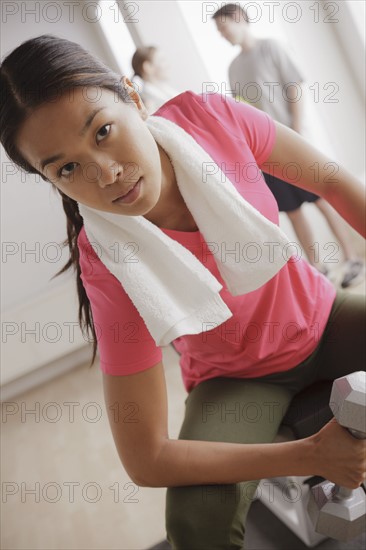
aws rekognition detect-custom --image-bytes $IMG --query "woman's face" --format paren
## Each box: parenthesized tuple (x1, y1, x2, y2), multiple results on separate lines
(152, 50, 170, 80)
(144, 49, 169, 81)
(16, 79, 166, 216)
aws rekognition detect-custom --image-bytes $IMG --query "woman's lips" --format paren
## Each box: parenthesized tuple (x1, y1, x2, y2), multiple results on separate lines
(113, 178, 142, 204)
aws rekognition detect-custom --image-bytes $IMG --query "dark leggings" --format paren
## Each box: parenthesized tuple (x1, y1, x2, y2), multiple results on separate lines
(165, 290, 366, 549)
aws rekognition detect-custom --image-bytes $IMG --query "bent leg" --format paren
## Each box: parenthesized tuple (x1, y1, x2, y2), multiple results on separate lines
(313, 290, 366, 380)
(165, 377, 294, 550)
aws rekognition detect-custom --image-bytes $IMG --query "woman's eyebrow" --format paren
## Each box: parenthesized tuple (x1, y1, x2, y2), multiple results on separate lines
(40, 107, 106, 170)
(79, 107, 106, 137)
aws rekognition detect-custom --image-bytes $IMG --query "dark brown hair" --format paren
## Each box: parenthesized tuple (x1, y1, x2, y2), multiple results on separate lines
(131, 46, 157, 79)
(0, 34, 132, 368)
(212, 3, 249, 23)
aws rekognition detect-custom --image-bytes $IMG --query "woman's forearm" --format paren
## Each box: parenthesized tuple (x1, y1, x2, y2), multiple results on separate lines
(288, 89, 303, 135)
(140, 436, 316, 488)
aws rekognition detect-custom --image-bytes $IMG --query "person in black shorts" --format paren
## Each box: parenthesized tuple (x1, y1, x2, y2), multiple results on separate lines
(213, 3, 365, 288)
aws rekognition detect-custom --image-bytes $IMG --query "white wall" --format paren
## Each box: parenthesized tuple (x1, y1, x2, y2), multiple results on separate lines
(275, 0, 365, 175)
(1, 1, 122, 387)
(1, 0, 120, 311)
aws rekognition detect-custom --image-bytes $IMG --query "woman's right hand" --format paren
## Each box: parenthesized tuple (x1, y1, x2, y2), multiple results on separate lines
(311, 418, 366, 489)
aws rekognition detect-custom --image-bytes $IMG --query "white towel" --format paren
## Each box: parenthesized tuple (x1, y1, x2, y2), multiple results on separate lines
(78, 115, 292, 346)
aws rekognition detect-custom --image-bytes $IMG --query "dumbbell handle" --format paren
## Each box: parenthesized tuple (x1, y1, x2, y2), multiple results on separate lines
(332, 427, 366, 500)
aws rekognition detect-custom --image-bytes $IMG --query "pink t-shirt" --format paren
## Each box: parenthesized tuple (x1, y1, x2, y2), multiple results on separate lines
(77, 91, 336, 393)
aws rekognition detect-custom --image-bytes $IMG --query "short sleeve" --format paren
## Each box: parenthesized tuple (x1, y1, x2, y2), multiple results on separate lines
(77, 227, 162, 376)
(268, 39, 304, 85)
(195, 92, 277, 167)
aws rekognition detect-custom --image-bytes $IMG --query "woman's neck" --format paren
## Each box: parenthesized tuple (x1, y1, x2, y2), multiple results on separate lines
(143, 144, 198, 232)
(144, 76, 165, 86)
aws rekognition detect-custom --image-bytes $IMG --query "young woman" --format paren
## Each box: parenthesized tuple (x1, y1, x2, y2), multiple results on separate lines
(1, 35, 365, 550)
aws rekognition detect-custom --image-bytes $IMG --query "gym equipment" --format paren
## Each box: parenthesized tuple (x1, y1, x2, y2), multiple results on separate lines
(171, 345, 365, 546)
(307, 371, 366, 542)
(257, 380, 333, 547)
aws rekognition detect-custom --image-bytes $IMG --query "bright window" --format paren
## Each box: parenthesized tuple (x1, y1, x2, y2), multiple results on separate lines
(98, 0, 136, 76)
(346, 0, 366, 47)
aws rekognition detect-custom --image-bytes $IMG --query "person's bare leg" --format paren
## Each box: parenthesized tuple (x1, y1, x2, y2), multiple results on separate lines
(314, 198, 357, 260)
(286, 207, 326, 271)
(315, 198, 365, 287)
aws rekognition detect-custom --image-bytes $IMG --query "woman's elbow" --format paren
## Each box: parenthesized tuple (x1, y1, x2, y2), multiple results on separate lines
(129, 467, 165, 488)
(125, 446, 168, 488)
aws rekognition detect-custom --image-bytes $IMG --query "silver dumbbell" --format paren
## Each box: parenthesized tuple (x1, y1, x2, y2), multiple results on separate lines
(307, 371, 366, 542)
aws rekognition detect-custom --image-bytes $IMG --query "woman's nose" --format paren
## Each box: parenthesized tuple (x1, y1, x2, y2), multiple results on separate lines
(97, 160, 123, 187)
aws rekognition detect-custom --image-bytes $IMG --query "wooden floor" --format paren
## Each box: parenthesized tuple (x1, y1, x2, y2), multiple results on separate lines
(1, 270, 365, 550)
(1, 341, 187, 550)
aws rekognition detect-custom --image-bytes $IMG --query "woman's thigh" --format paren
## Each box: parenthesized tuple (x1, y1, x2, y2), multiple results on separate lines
(165, 377, 294, 550)
(313, 290, 365, 381)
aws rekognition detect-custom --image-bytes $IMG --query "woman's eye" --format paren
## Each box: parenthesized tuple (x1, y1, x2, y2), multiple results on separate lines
(59, 162, 78, 178)
(96, 124, 111, 143)
(56, 124, 111, 179)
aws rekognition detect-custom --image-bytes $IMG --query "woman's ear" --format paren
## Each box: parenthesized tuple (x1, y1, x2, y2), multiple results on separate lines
(121, 76, 149, 120)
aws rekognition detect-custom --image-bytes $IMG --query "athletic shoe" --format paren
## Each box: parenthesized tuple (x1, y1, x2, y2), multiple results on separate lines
(340, 259, 365, 288)
(317, 265, 330, 278)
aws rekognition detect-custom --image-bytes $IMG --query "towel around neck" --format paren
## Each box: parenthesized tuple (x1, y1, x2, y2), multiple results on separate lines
(78, 115, 292, 346)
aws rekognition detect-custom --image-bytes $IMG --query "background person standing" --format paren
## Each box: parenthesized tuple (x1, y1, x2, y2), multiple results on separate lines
(213, 3, 364, 288)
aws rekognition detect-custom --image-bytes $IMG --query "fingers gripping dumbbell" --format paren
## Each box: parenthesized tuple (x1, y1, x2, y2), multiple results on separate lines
(307, 371, 366, 542)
